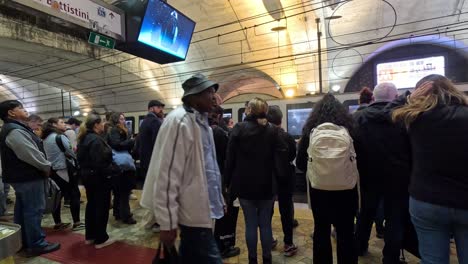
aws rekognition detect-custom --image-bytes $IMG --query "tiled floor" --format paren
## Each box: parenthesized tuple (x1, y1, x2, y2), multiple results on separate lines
(7, 190, 459, 264)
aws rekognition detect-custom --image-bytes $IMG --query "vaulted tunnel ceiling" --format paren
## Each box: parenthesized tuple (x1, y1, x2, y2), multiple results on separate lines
(0, 0, 467, 116)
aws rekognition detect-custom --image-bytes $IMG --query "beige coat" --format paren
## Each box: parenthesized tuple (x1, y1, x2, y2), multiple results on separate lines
(141, 106, 213, 231)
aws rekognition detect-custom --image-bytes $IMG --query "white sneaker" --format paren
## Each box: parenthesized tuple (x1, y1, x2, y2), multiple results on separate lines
(151, 224, 160, 233)
(95, 239, 116, 249)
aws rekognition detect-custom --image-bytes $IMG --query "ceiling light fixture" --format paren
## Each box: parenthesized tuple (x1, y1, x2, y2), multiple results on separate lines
(331, 84, 341, 92)
(271, 26, 287, 32)
(325, 15, 343, 20)
(285, 89, 295, 98)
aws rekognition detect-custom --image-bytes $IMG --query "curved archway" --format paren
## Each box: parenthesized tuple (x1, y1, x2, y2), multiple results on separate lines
(210, 68, 283, 102)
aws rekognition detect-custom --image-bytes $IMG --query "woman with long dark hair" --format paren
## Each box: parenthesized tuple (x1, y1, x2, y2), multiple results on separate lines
(106, 112, 136, 224)
(296, 93, 358, 264)
(392, 75, 468, 263)
(42, 118, 84, 231)
(77, 114, 115, 249)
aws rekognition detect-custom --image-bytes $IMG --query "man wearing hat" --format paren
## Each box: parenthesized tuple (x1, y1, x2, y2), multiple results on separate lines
(138, 100, 165, 179)
(139, 99, 165, 232)
(148, 74, 224, 263)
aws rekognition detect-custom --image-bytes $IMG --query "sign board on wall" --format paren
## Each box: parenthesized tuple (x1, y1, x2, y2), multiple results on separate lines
(376, 56, 445, 89)
(12, 0, 125, 40)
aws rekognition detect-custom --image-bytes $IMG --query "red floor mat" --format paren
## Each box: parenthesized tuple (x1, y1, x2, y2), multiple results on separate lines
(42, 229, 156, 264)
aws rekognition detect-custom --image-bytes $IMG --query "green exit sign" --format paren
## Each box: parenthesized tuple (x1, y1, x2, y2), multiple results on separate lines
(88, 32, 115, 49)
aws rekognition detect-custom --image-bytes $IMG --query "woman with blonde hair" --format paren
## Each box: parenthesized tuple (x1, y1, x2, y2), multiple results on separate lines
(392, 74, 468, 264)
(225, 97, 286, 264)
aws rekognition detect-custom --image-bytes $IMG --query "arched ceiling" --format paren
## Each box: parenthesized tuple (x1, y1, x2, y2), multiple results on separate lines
(0, 0, 468, 116)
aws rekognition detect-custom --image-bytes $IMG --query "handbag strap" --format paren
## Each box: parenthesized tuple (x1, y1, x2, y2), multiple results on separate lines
(55, 134, 76, 161)
(55, 134, 66, 153)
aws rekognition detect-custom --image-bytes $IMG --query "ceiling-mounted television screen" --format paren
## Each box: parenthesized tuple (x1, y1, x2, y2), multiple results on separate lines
(138, 0, 195, 60)
(376, 56, 445, 89)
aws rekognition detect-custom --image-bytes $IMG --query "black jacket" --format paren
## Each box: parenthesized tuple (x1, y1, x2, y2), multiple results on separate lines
(106, 126, 134, 152)
(277, 128, 297, 195)
(77, 130, 114, 179)
(353, 101, 411, 193)
(0, 120, 45, 183)
(225, 116, 288, 200)
(138, 113, 162, 169)
(212, 125, 229, 175)
(396, 98, 468, 210)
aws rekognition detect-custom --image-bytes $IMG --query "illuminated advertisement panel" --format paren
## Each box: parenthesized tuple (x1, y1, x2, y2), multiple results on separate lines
(376, 56, 445, 89)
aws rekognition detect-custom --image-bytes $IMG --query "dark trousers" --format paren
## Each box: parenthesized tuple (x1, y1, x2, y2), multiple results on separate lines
(214, 200, 239, 253)
(356, 187, 409, 264)
(112, 170, 135, 221)
(278, 192, 295, 245)
(310, 187, 358, 264)
(51, 172, 81, 224)
(179, 225, 223, 264)
(382, 193, 409, 264)
(84, 177, 111, 244)
(356, 188, 383, 251)
(270, 192, 295, 245)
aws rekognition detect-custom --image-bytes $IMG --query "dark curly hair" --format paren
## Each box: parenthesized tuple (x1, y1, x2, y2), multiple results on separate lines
(302, 93, 355, 136)
(359, 87, 373, 105)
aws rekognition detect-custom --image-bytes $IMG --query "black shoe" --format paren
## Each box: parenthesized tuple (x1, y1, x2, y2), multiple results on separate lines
(26, 242, 60, 256)
(122, 217, 137, 224)
(272, 238, 278, 249)
(293, 219, 299, 228)
(221, 247, 240, 258)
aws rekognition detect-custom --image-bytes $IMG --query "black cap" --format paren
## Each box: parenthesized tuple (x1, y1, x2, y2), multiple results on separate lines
(66, 117, 82, 126)
(148, 100, 165, 109)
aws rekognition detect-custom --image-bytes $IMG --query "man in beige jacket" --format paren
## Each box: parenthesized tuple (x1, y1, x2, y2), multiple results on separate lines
(149, 74, 224, 263)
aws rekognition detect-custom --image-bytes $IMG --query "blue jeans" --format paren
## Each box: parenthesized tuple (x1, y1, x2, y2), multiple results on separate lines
(11, 179, 48, 249)
(179, 225, 223, 264)
(240, 199, 274, 264)
(0, 178, 6, 216)
(410, 197, 468, 264)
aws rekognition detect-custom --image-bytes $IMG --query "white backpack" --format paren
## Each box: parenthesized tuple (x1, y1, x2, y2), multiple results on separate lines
(306, 122, 359, 191)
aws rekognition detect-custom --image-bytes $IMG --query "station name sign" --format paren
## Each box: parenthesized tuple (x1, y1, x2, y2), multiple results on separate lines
(13, 0, 125, 40)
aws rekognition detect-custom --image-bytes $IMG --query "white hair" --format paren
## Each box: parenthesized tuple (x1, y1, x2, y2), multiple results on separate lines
(373, 82, 398, 102)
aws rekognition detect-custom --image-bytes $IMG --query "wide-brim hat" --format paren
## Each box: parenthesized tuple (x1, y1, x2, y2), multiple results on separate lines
(182, 73, 218, 99)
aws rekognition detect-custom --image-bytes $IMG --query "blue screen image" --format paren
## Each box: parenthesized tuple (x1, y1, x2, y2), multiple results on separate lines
(288, 108, 312, 137)
(348, 105, 360, 113)
(138, 0, 195, 59)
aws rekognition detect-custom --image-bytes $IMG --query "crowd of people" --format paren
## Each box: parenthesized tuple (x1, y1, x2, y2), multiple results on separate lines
(0, 73, 466, 264)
